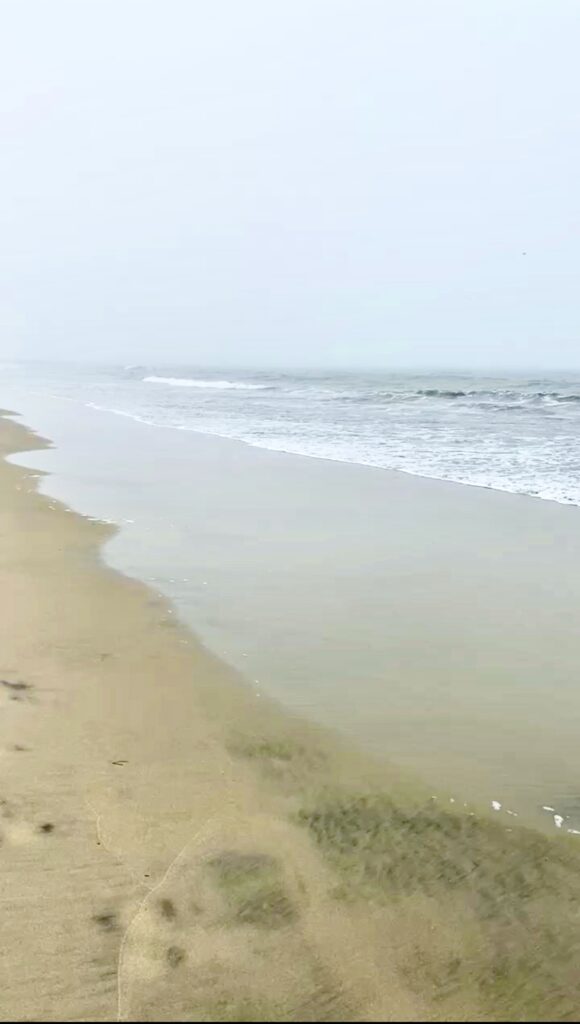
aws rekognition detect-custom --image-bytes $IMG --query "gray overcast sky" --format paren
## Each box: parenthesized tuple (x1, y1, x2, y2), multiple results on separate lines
(1, 0, 579, 370)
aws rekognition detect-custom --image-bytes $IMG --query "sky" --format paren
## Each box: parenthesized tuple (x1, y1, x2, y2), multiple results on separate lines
(1, 0, 579, 371)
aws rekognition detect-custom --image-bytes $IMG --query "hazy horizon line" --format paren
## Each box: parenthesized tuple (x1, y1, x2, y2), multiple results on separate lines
(4, 358, 580, 377)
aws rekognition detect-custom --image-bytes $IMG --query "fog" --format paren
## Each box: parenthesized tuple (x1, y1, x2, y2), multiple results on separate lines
(2, 0, 579, 370)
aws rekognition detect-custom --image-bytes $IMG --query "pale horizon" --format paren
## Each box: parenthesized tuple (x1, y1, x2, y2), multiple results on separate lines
(2, 0, 580, 371)
(8, 356, 580, 376)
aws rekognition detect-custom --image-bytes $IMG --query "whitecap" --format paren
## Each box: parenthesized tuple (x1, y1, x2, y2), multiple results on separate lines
(143, 376, 269, 390)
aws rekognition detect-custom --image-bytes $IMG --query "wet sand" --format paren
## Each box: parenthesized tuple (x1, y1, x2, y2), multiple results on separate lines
(2, 410, 580, 1022)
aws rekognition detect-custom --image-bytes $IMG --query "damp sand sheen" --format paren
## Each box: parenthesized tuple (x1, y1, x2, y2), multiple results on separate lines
(1, 412, 580, 1022)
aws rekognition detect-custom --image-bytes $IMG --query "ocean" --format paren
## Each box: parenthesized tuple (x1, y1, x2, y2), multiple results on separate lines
(3, 360, 580, 834)
(3, 361, 580, 505)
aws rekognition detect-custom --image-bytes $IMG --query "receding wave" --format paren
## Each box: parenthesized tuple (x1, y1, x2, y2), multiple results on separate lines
(143, 376, 270, 390)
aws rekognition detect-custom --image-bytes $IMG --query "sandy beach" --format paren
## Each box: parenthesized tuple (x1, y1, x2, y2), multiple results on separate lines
(0, 411, 425, 1022)
(3, 410, 580, 1023)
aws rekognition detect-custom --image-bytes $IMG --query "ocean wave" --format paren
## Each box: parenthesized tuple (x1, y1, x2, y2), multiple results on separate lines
(143, 376, 270, 390)
(413, 388, 580, 404)
(417, 388, 467, 398)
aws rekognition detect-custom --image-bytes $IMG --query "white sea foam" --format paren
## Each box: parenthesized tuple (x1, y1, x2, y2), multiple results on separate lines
(143, 376, 269, 390)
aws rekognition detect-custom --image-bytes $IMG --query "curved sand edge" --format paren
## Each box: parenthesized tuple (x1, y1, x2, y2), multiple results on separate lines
(1, 412, 580, 1023)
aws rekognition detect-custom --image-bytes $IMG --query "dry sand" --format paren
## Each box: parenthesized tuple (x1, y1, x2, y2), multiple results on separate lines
(2, 411, 580, 1023)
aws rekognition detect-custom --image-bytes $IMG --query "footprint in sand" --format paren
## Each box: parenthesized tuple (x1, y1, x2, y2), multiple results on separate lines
(117, 820, 353, 1022)
(0, 678, 34, 706)
(0, 797, 56, 847)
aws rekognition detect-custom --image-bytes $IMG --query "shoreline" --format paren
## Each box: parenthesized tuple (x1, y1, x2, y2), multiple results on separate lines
(0, 411, 424, 1022)
(3, 411, 580, 1021)
(8, 394, 580, 832)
